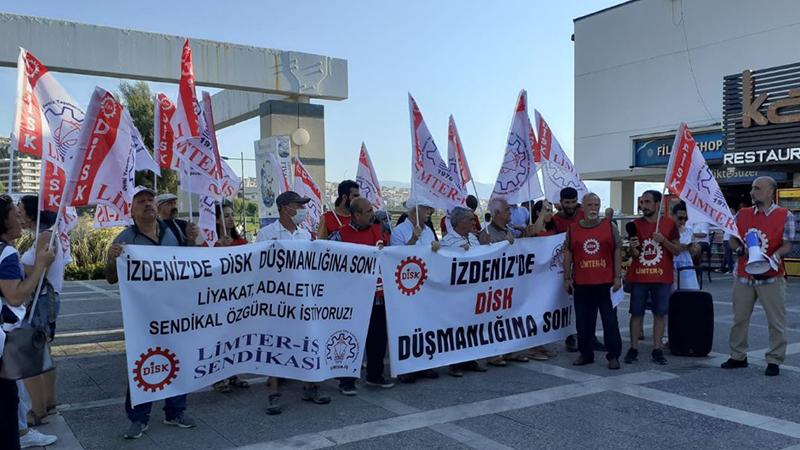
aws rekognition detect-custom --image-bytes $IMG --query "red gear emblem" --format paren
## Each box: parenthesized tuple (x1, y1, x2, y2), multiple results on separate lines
(132, 347, 180, 392)
(394, 256, 428, 296)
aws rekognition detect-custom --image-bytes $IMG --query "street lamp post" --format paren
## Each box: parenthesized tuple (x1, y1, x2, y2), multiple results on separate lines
(222, 154, 256, 238)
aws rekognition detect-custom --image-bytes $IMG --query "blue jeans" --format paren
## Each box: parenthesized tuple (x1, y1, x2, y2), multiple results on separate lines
(124, 389, 186, 425)
(629, 283, 672, 317)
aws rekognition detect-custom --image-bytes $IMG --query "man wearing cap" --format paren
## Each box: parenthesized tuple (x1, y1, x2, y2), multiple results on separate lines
(330, 197, 395, 393)
(105, 186, 198, 439)
(722, 176, 795, 377)
(155, 193, 194, 246)
(390, 198, 443, 382)
(255, 191, 332, 412)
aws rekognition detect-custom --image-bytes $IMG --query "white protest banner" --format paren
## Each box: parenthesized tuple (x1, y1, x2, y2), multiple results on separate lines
(665, 122, 739, 238)
(380, 235, 575, 375)
(118, 240, 379, 406)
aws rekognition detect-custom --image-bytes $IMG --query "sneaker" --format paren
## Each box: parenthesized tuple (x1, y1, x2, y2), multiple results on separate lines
(765, 363, 780, 377)
(448, 365, 464, 377)
(565, 334, 578, 353)
(339, 381, 358, 396)
(123, 421, 149, 439)
(572, 355, 594, 366)
(266, 393, 283, 415)
(608, 358, 621, 370)
(527, 347, 550, 361)
(466, 360, 488, 372)
(20, 429, 58, 448)
(163, 413, 196, 428)
(624, 348, 638, 364)
(365, 377, 395, 389)
(651, 348, 667, 365)
(720, 357, 748, 369)
(487, 357, 508, 367)
(302, 385, 331, 404)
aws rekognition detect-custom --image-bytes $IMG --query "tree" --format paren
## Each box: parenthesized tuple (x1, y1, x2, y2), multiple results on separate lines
(117, 81, 178, 194)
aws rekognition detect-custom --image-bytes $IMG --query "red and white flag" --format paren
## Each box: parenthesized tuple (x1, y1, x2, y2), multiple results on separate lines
(356, 143, 384, 210)
(408, 94, 466, 210)
(131, 113, 160, 175)
(535, 110, 587, 204)
(293, 159, 323, 234)
(665, 123, 738, 237)
(94, 203, 132, 229)
(70, 88, 136, 217)
(529, 118, 541, 165)
(220, 160, 241, 199)
(11, 48, 85, 168)
(490, 90, 543, 203)
(448, 116, 472, 188)
(198, 195, 218, 247)
(171, 39, 203, 145)
(153, 92, 177, 170)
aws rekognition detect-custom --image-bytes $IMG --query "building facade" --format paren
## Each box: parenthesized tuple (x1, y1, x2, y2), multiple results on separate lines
(0, 137, 41, 193)
(574, 0, 800, 212)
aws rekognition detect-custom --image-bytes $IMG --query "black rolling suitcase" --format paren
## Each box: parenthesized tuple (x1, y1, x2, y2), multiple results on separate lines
(668, 266, 714, 356)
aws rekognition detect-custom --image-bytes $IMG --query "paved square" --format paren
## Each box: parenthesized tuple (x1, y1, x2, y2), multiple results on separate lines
(27, 276, 800, 449)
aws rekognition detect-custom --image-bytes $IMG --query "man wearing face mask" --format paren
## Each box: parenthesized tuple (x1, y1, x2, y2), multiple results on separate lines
(255, 191, 331, 413)
(318, 180, 360, 240)
(330, 198, 395, 394)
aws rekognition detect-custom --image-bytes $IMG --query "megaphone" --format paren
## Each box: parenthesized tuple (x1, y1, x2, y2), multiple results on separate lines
(744, 230, 771, 275)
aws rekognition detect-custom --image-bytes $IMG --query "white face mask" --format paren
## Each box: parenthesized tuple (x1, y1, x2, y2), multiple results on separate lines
(291, 208, 307, 225)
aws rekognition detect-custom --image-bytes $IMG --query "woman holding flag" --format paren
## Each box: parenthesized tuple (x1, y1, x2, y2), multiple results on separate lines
(17, 195, 64, 426)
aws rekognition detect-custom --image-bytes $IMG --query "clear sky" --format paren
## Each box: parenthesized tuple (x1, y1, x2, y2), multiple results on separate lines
(0, 1, 657, 202)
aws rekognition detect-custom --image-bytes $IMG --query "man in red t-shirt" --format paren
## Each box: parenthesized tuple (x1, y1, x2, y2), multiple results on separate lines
(329, 198, 394, 393)
(318, 180, 360, 240)
(624, 190, 681, 365)
(563, 193, 623, 369)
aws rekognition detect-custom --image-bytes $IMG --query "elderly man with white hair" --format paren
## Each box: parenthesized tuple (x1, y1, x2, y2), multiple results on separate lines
(478, 198, 536, 365)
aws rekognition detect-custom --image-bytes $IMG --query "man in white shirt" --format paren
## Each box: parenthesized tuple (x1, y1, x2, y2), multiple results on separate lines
(440, 207, 481, 250)
(392, 198, 440, 383)
(390, 199, 436, 247)
(255, 191, 330, 414)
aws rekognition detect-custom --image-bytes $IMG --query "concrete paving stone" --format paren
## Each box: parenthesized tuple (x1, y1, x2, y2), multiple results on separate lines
(185, 381, 399, 445)
(374, 364, 570, 411)
(59, 298, 120, 315)
(333, 427, 468, 450)
(55, 359, 111, 404)
(61, 405, 161, 450)
(58, 311, 123, 333)
(644, 366, 800, 423)
(678, 429, 799, 450)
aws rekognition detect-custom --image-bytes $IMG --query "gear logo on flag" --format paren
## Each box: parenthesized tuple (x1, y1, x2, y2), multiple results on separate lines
(100, 96, 118, 119)
(395, 256, 428, 296)
(639, 239, 663, 267)
(132, 347, 180, 392)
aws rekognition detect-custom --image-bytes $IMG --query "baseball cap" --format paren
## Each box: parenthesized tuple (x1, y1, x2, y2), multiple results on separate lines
(276, 191, 311, 207)
(155, 193, 178, 206)
(133, 186, 156, 199)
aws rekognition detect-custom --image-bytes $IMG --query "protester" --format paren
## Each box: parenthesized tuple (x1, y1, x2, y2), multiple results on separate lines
(317, 180, 359, 239)
(509, 203, 530, 238)
(205, 202, 250, 393)
(722, 177, 795, 376)
(563, 193, 623, 369)
(672, 202, 700, 290)
(255, 191, 332, 412)
(552, 187, 587, 353)
(604, 208, 614, 221)
(391, 198, 442, 382)
(330, 197, 395, 392)
(156, 193, 191, 245)
(436, 206, 485, 377)
(623, 190, 681, 365)
(106, 187, 198, 439)
(0, 194, 56, 450)
(526, 200, 558, 361)
(478, 198, 533, 365)
(17, 196, 64, 428)
(440, 195, 480, 235)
